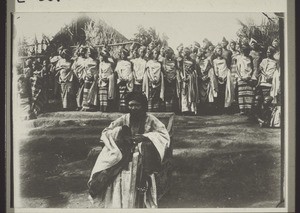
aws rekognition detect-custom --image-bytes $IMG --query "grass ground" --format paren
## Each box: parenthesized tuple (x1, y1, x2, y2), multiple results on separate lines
(17, 113, 281, 208)
(159, 114, 281, 208)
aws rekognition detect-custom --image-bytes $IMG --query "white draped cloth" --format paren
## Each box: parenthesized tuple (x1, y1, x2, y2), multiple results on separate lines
(236, 56, 254, 80)
(115, 60, 134, 91)
(85, 57, 98, 79)
(142, 60, 165, 101)
(56, 59, 73, 82)
(213, 58, 234, 107)
(88, 113, 170, 208)
(71, 56, 86, 80)
(258, 58, 278, 87)
(198, 58, 217, 102)
(259, 58, 279, 103)
(131, 58, 147, 85)
(98, 62, 115, 100)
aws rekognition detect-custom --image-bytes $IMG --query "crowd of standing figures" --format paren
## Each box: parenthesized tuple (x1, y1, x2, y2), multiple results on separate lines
(16, 36, 281, 128)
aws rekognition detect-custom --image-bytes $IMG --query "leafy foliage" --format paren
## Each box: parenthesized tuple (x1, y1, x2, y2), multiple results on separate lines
(133, 25, 169, 47)
(83, 19, 128, 47)
(18, 37, 30, 57)
(236, 14, 279, 49)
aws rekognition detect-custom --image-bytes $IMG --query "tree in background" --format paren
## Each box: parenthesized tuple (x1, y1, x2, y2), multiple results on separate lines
(83, 19, 127, 47)
(133, 25, 169, 48)
(82, 18, 128, 59)
(236, 13, 279, 52)
(18, 37, 30, 57)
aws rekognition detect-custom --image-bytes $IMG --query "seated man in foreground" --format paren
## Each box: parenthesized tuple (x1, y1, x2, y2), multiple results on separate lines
(88, 91, 170, 208)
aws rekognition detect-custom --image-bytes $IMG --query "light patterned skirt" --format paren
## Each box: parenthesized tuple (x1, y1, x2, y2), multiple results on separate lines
(118, 82, 128, 112)
(237, 80, 254, 114)
(99, 85, 108, 112)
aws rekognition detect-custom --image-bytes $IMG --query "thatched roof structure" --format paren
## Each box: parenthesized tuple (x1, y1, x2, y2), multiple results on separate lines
(45, 15, 129, 58)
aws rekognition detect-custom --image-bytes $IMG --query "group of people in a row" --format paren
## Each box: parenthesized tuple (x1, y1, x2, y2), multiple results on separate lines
(16, 36, 281, 127)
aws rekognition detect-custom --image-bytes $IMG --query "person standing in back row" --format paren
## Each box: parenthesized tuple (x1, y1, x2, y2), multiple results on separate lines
(115, 47, 134, 112)
(221, 37, 232, 69)
(56, 49, 76, 111)
(197, 48, 217, 115)
(143, 48, 165, 112)
(178, 47, 198, 115)
(236, 45, 255, 115)
(81, 47, 99, 111)
(162, 47, 180, 112)
(257, 46, 279, 101)
(249, 38, 262, 83)
(229, 40, 240, 105)
(98, 49, 116, 112)
(72, 46, 87, 111)
(213, 45, 231, 113)
(131, 46, 147, 92)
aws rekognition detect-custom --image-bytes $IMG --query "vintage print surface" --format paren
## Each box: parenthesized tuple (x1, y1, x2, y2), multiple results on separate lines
(11, 12, 285, 209)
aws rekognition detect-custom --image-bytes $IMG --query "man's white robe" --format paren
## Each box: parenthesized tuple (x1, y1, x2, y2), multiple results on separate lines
(88, 113, 170, 208)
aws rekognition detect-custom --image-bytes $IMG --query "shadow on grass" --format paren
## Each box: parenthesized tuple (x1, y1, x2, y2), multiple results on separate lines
(20, 137, 99, 164)
(159, 146, 281, 208)
(19, 136, 98, 207)
(20, 158, 93, 207)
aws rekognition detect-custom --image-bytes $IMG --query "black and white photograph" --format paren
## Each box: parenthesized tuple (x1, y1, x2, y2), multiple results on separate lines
(9, 10, 288, 211)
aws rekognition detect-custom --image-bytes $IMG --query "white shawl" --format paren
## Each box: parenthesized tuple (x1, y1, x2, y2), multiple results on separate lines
(88, 114, 170, 208)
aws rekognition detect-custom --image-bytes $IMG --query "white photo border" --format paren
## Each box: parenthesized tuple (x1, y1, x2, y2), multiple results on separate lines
(5, 0, 295, 213)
